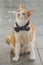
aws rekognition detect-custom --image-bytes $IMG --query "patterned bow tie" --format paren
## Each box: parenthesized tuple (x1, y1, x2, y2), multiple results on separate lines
(14, 20, 30, 32)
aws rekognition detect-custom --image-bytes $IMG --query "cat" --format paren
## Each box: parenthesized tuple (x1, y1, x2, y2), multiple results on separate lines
(6, 5, 36, 61)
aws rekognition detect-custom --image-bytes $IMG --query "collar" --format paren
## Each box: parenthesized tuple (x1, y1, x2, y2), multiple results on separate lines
(14, 20, 30, 32)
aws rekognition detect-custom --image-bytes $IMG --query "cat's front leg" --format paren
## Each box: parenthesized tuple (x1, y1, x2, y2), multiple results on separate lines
(28, 41, 36, 60)
(12, 42, 21, 61)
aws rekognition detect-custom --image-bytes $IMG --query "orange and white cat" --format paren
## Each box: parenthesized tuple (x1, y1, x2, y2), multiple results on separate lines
(6, 5, 36, 61)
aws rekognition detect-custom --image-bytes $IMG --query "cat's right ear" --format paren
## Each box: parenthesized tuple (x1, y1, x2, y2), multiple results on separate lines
(27, 10, 34, 17)
(7, 10, 16, 14)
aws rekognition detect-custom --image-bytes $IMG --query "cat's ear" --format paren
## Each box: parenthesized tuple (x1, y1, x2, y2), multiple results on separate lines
(20, 4, 24, 9)
(27, 10, 34, 17)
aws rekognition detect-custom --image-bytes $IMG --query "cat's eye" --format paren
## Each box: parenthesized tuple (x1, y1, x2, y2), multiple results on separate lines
(22, 13, 25, 15)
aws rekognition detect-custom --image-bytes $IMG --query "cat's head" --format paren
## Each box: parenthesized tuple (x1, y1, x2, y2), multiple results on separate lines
(15, 5, 33, 22)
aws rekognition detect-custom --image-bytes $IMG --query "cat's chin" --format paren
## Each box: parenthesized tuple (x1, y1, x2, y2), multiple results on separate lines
(16, 18, 25, 22)
(16, 16, 27, 26)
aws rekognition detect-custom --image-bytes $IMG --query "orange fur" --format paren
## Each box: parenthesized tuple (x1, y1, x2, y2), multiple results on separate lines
(6, 31, 16, 47)
(29, 23, 35, 41)
(6, 36, 11, 44)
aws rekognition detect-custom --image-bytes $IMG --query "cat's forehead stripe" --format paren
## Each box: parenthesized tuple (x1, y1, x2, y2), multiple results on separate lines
(17, 7, 27, 12)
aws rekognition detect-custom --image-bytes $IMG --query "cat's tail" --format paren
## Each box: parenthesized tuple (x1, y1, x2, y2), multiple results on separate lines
(6, 36, 11, 45)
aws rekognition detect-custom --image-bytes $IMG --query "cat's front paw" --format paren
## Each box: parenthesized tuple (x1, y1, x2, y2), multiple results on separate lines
(29, 54, 36, 61)
(12, 56, 19, 61)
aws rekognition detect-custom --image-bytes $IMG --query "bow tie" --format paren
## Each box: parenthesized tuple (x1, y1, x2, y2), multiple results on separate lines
(14, 20, 30, 32)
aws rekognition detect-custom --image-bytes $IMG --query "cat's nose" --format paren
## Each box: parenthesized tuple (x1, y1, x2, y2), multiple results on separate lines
(17, 14, 20, 16)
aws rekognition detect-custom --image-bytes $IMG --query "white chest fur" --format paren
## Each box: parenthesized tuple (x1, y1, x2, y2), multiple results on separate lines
(19, 31, 30, 44)
(14, 30, 30, 53)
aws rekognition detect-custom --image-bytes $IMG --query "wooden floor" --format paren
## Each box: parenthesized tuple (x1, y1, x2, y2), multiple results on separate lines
(0, 0, 43, 65)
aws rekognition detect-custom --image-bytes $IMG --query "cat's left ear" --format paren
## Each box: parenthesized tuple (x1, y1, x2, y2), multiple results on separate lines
(27, 10, 34, 17)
